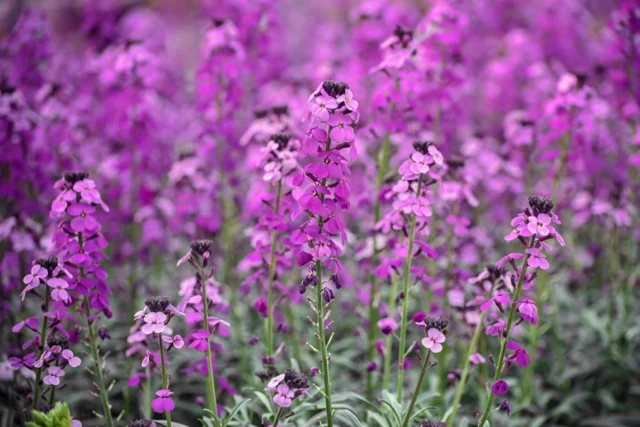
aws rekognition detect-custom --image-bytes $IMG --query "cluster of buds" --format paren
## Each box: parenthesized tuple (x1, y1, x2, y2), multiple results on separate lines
(265, 368, 310, 408)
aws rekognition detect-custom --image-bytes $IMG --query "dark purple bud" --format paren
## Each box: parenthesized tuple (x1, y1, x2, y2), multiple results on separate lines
(366, 361, 377, 372)
(309, 366, 319, 377)
(98, 327, 111, 340)
(248, 336, 260, 346)
(498, 400, 511, 416)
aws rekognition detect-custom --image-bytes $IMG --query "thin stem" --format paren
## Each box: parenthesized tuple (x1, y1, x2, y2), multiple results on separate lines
(477, 254, 531, 427)
(396, 176, 423, 401)
(199, 263, 219, 423)
(144, 365, 151, 419)
(78, 232, 114, 427)
(446, 309, 490, 427)
(316, 260, 333, 427)
(366, 132, 392, 402)
(266, 179, 283, 357)
(401, 350, 432, 427)
(158, 334, 172, 427)
(272, 406, 284, 426)
(32, 287, 51, 410)
(382, 274, 399, 390)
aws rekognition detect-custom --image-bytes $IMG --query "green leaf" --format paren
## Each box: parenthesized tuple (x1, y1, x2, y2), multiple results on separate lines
(221, 398, 251, 427)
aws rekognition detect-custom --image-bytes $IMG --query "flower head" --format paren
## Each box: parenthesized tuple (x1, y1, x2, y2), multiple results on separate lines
(151, 389, 175, 413)
(421, 328, 446, 353)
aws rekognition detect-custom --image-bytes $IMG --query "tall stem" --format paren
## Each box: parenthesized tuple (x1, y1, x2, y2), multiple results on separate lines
(401, 350, 432, 427)
(382, 274, 399, 390)
(84, 296, 115, 427)
(266, 179, 283, 357)
(199, 263, 219, 422)
(446, 310, 490, 427)
(78, 233, 114, 427)
(477, 255, 531, 427)
(158, 334, 172, 427)
(396, 176, 423, 401)
(316, 260, 333, 427)
(32, 287, 51, 409)
(366, 132, 392, 401)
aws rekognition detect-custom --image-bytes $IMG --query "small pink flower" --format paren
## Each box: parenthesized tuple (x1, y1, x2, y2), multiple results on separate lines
(336, 88, 358, 111)
(12, 317, 39, 333)
(141, 312, 167, 335)
(47, 278, 70, 302)
(68, 203, 98, 232)
(43, 366, 65, 386)
(61, 349, 82, 367)
(421, 328, 446, 353)
(469, 353, 486, 364)
(377, 318, 398, 335)
(152, 389, 175, 413)
(480, 291, 511, 311)
(525, 248, 549, 270)
(273, 384, 294, 407)
(409, 152, 431, 175)
(189, 329, 211, 352)
(496, 253, 523, 268)
(23, 264, 47, 286)
(265, 373, 285, 392)
(527, 213, 551, 236)
(162, 334, 184, 349)
(517, 297, 538, 325)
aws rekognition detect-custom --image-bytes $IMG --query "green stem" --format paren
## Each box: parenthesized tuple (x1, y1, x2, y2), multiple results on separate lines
(447, 310, 490, 427)
(272, 406, 284, 426)
(144, 365, 151, 419)
(366, 132, 392, 402)
(199, 263, 219, 423)
(32, 287, 51, 410)
(84, 296, 115, 427)
(396, 176, 423, 401)
(316, 260, 333, 427)
(477, 254, 531, 427)
(158, 334, 172, 427)
(266, 179, 283, 358)
(401, 350, 432, 427)
(382, 274, 399, 390)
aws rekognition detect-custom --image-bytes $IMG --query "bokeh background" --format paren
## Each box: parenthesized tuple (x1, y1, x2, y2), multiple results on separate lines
(1, 0, 639, 426)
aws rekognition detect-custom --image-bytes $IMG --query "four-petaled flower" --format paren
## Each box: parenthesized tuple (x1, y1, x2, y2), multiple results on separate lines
(152, 389, 175, 413)
(141, 312, 167, 335)
(43, 366, 65, 386)
(527, 213, 551, 236)
(162, 334, 184, 349)
(525, 248, 549, 270)
(273, 383, 295, 407)
(517, 297, 538, 325)
(68, 203, 98, 232)
(421, 328, 446, 353)
(491, 379, 509, 395)
(48, 278, 70, 302)
(189, 329, 211, 352)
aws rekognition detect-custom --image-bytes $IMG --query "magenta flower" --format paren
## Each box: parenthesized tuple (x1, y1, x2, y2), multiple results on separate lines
(377, 318, 398, 335)
(23, 264, 47, 287)
(73, 179, 102, 204)
(61, 349, 82, 367)
(68, 203, 98, 232)
(152, 389, 175, 413)
(273, 383, 295, 407)
(486, 321, 506, 336)
(336, 88, 358, 111)
(189, 329, 211, 352)
(141, 312, 167, 335)
(265, 373, 285, 392)
(43, 366, 65, 386)
(480, 291, 511, 311)
(469, 353, 486, 364)
(517, 298, 538, 325)
(496, 253, 524, 268)
(12, 317, 39, 333)
(51, 189, 76, 215)
(491, 379, 509, 395)
(162, 334, 184, 349)
(312, 95, 338, 122)
(527, 213, 551, 236)
(328, 115, 355, 143)
(525, 248, 549, 270)
(47, 277, 70, 302)
(506, 341, 530, 367)
(421, 328, 446, 353)
(409, 152, 432, 175)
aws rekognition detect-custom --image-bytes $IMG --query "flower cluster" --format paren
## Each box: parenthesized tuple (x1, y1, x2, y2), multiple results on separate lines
(265, 368, 310, 408)
(292, 80, 359, 274)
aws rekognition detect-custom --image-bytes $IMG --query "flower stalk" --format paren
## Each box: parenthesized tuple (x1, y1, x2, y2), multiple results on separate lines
(401, 350, 432, 427)
(158, 333, 172, 427)
(397, 175, 423, 401)
(266, 179, 283, 358)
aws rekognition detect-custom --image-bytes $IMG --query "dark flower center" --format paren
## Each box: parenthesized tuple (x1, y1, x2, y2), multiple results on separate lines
(47, 333, 70, 350)
(322, 80, 348, 97)
(413, 141, 435, 154)
(270, 133, 292, 150)
(190, 239, 213, 256)
(35, 257, 59, 275)
(528, 195, 554, 215)
(64, 172, 89, 184)
(145, 296, 171, 313)
(423, 316, 449, 332)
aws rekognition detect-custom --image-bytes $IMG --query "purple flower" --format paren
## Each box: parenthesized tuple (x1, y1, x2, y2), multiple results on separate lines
(141, 312, 167, 335)
(61, 349, 82, 367)
(273, 384, 295, 407)
(43, 366, 65, 386)
(517, 298, 538, 325)
(162, 334, 184, 349)
(47, 277, 70, 302)
(480, 291, 511, 311)
(68, 203, 98, 232)
(525, 248, 549, 270)
(421, 328, 446, 353)
(189, 329, 211, 352)
(23, 264, 48, 286)
(469, 353, 486, 364)
(496, 253, 523, 268)
(506, 341, 530, 367)
(152, 389, 175, 413)
(491, 379, 509, 395)
(377, 318, 398, 335)
(527, 213, 551, 236)
(12, 317, 39, 333)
